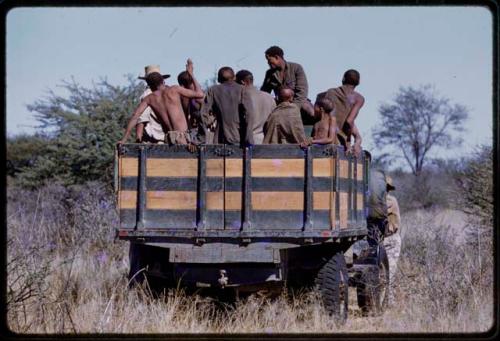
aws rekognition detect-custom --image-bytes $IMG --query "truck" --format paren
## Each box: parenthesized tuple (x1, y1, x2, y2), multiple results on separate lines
(114, 143, 389, 322)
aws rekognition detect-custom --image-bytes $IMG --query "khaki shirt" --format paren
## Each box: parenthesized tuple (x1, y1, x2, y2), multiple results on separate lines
(137, 88, 165, 142)
(245, 86, 276, 144)
(387, 194, 401, 235)
(367, 169, 388, 220)
(261, 61, 309, 106)
(263, 102, 306, 144)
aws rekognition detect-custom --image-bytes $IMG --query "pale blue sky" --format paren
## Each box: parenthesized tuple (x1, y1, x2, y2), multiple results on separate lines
(6, 6, 493, 159)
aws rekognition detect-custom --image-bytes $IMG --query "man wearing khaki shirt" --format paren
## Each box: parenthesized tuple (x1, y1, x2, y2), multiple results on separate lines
(384, 175, 401, 305)
(236, 69, 276, 144)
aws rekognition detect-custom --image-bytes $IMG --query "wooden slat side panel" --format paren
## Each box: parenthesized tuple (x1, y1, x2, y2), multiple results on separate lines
(251, 159, 304, 177)
(226, 159, 243, 177)
(146, 191, 196, 210)
(339, 159, 349, 178)
(357, 193, 364, 211)
(206, 159, 224, 177)
(121, 158, 138, 177)
(312, 158, 333, 177)
(206, 192, 224, 211)
(331, 192, 336, 229)
(339, 192, 348, 228)
(147, 159, 198, 177)
(120, 190, 137, 209)
(313, 192, 330, 210)
(225, 191, 242, 210)
(357, 162, 364, 181)
(252, 192, 304, 210)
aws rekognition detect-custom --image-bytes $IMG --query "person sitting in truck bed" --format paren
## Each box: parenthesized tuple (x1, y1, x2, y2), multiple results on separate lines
(300, 97, 342, 148)
(316, 69, 365, 156)
(263, 87, 308, 144)
(118, 59, 204, 146)
(177, 70, 206, 144)
(235, 69, 276, 144)
(135, 65, 169, 144)
(201, 66, 255, 146)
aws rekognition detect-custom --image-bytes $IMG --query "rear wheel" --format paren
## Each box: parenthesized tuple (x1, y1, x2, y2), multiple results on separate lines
(315, 252, 349, 324)
(356, 244, 389, 316)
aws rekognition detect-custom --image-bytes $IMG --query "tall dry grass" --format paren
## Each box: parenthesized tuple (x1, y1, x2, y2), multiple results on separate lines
(6, 183, 493, 334)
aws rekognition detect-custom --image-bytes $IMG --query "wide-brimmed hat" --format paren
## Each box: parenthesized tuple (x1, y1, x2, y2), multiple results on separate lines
(386, 176, 396, 191)
(138, 65, 170, 80)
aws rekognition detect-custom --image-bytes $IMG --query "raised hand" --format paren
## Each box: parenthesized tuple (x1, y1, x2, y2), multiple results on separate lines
(186, 58, 194, 75)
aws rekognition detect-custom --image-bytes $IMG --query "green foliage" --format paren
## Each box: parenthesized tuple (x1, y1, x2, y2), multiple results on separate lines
(6, 133, 52, 178)
(372, 85, 468, 176)
(12, 76, 145, 188)
(456, 145, 493, 228)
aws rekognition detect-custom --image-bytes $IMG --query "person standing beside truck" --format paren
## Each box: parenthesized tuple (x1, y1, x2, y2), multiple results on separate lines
(235, 69, 276, 144)
(118, 59, 204, 145)
(260, 46, 315, 122)
(263, 87, 308, 144)
(383, 176, 401, 305)
(201, 66, 255, 146)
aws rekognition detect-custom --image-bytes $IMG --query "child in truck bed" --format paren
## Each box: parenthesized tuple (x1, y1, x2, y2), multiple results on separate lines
(301, 97, 347, 147)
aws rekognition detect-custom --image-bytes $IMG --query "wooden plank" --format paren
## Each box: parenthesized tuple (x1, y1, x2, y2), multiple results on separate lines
(339, 192, 348, 228)
(147, 191, 196, 210)
(357, 162, 364, 181)
(357, 193, 364, 210)
(147, 159, 198, 177)
(206, 159, 224, 177)
(225, 191, 242, 210)
(206, 192, 224, 210)
(313, 192, 330, 210)
(331, 192, 336, 229)
(252, 192, 303, 210)
(121, 158, 138, 177)
(119, 190, 137, 209)
(313, 158, 333, 177)
(226, 159, 243, 177)
(251, 159, 304, 177)
(339, 159, 349, 178)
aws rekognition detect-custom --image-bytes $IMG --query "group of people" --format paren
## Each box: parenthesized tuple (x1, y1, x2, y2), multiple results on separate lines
(118, 45, 365, 156)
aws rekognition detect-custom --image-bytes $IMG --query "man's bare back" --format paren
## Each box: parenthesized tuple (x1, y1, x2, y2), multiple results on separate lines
(119, 59, 204, 145)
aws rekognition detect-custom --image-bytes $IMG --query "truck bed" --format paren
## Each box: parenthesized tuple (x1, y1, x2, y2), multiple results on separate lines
(115, 144, 368, 244)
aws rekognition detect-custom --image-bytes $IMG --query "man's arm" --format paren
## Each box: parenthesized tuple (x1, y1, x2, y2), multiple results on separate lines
(293, 63, 309, 104)
(260, 69, 274, 93)
(118, 99, 150, 144)
(350, 123, 363, 156)
(345, 93, 365, 127)
(177, 59, 204, 99)
(241, 87, 255, 146)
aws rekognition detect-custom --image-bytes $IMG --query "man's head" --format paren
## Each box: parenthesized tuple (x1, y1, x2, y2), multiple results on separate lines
(145, 72, 165, 90)
(314, 97, 334, 118)
(265, 46, 285, 69)
(235, 70, 254, 86)
(342, 69, 360, 87)
(217, 66, 235, 83)
(177, 71, 193, 89)
(277, 86, 294, 103)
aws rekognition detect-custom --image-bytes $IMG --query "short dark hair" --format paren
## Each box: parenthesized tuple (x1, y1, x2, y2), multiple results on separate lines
(235, 70, 253, 84)
(217, 66, 234, 83)
(265, 46, 284, 58)
(342, 69, 360, 86)
(315, 97, 334, 113)
(145, 72, 164, 89)
(177, 71, 193, 88)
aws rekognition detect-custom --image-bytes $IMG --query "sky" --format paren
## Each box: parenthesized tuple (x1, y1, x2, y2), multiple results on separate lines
(5, 6, 493, 161)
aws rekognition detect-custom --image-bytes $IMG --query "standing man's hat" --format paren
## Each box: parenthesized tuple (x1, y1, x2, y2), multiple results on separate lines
(138, 65, 170, 80)
(386, 176, 396, 191)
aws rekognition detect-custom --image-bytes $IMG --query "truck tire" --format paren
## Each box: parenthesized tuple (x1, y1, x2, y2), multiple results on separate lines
(356, 244, 389, 316)
(315, 252, 349, 324)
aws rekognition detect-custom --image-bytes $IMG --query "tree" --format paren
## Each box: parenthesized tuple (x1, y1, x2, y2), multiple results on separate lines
(13, 76, 146, 188)
(372, 85, 468, 176)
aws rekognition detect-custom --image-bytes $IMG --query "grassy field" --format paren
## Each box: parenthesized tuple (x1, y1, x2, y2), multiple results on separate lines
(6, 184, 493, 334)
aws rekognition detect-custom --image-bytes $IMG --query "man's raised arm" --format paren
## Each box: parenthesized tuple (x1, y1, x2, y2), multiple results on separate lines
(177, 58, 204, 99)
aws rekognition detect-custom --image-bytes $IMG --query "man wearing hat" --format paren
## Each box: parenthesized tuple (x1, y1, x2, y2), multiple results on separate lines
(119, 59, 204, 146)
(384, 175, 401, 305)
(135, 65, 171, 143)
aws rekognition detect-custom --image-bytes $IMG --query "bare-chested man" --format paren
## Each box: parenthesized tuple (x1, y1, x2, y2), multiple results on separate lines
(118, 59, 204, 145)
(300, 97, 338, 148)
(317, 69, 365, 155)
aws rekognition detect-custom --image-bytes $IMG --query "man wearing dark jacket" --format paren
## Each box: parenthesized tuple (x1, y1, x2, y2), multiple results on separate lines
(261, 45, 314, 121)
(201, 66, 255, 146)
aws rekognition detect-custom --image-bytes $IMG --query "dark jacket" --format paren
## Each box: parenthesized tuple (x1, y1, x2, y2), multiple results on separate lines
(261, 61, 309, 106)
(201, 81, 255, 145)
